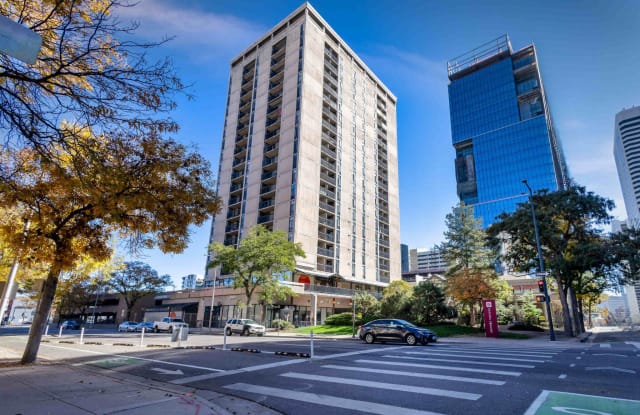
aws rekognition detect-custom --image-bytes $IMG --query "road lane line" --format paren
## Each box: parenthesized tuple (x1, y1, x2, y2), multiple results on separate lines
(600, 343, 611, 348)
(558, 374, 567, 379)
(281, 372, 482, 400)
(402, 351, 544, 363)
(224, 383, 444, 415)
(42, 343, 225, 372)
(356, 359, 522, 376)
(383, 355, 534, 368)
(570, 363, 576, 367)
(322, 364, 505, 385)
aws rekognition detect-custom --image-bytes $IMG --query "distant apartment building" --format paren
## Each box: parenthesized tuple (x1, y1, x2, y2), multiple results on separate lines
(204, 3, 399, 325)
(181, 274, 203, 290)
(408, 247, 447, 273)
(400, 244, 409, 273)
(447, 35, 568, 227)
(613, 106, 640, 323)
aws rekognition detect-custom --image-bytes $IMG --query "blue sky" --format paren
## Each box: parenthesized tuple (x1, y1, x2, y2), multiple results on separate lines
(116, 0, 640, 286)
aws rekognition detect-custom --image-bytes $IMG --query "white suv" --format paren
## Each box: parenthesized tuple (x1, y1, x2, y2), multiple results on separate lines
(224, 318, 266, 336)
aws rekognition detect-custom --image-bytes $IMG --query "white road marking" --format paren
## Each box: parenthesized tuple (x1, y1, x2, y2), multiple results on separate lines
(151, 368, 184, 375)
(570, 363, 576, 367)
(600, 343, 612, 348)
(224, 383, 445, 415)
(414, 349, 555, 358)
(558, 374, 567, 379)
(592, 353, 627, 357)
(383, 354, 534, 368)
(281, 372, 482, 400)
(43, 343, 224, 372)
(356, 359, 522, 376)
(430, 346, 558, 357)
(625, 341, 640, 350)
(402, 351, 544, 363)
(576, 356, 582, 360)
(171, 345, 405, 385)
(321, 364, 506, 385)
(585, 366, 636, 374)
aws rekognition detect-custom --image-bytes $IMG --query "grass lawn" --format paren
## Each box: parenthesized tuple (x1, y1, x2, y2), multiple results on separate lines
(294, 325, 356, 335)
(293, 323, 531, 339)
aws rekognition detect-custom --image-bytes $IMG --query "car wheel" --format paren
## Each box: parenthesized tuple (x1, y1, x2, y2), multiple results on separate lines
(364, 333, 375, 344)
(406, 334, 417, 346)
(154, 327, 159, 333)
(242, 328, 250, 336)
(258, 333, 264, 337)
(168, 326, 173, 333)
(226, 327, 232, 336)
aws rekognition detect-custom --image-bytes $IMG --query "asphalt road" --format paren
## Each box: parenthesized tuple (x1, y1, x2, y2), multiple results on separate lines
(2, 326, 639, 414)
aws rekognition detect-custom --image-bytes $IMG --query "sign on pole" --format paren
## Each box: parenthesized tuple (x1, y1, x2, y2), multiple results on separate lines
(482, 299, 499, 338)
(0, 14, 42, 64)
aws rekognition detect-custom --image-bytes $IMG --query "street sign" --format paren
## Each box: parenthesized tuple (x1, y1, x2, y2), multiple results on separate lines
(0, 15, 42, 64)
(482, 299, 499, 338)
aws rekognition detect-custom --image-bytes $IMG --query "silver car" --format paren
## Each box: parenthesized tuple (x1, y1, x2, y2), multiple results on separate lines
(224, 318, 265, 336)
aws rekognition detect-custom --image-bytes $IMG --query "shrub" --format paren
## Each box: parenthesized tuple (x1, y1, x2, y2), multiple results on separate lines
(324, 312, 360, 326)
(271, 319, 294, 330)
(508, 323, 544, 332)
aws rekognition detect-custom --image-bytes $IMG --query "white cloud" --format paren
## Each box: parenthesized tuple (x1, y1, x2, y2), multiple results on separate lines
(115, 0, 266, 62)
(361, 46, 448, 101)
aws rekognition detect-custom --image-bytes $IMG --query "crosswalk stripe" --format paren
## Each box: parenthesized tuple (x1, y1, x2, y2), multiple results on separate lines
(281, 372, 482, 400)
(384, 355, 534, 368)
(321, 364, 506, 385)
(426, 348, 556, 358)
(357, 359, 522, 376)
(402, 351, 545, 363)
(224, 383, 444, 415)
(433, 345, 565, 353)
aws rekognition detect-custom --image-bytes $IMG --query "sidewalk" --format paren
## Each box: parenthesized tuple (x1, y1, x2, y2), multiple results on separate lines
(0, 348, 280, 415)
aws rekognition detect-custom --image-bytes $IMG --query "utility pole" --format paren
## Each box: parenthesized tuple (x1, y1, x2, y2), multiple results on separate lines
(522, 179, 556, 341)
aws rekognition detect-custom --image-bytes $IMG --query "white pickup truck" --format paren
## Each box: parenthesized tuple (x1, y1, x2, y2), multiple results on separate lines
(153, 317, 189, 333)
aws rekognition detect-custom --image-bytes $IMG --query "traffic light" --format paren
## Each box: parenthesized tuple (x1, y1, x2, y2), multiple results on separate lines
(537, 279, 545, 293)
(535, 294, 546, 303)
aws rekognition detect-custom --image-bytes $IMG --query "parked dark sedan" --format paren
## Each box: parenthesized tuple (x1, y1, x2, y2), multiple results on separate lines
(60, 320, 81, 330)
(358, 319, 438, 345)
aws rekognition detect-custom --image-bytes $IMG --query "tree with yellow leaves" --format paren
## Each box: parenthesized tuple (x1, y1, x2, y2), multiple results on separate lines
(1, 0, 183, 154)
(1, 130, 220, 363)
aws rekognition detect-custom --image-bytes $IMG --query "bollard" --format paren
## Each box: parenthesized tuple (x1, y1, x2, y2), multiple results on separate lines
(44, 325, 49, 337)
(140, 327, 145, 347)
(58, 325, 63, 338)
(80, 327, 84, 344)
(223, 329, 227, 351)
(177, 327, 183, 347)
(310, 329, 314, 359)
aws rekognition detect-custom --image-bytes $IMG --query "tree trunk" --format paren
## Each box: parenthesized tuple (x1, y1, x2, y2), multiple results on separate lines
(569, 288, 583, 335)
(555, 275, 573, 337)
(22, 264, 61, 364)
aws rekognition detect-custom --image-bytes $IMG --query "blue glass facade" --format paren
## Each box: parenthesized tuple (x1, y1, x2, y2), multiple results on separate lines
(448, 38, 567, 227)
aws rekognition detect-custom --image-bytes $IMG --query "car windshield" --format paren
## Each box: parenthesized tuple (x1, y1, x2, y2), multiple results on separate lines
(242, 319, 259, 325)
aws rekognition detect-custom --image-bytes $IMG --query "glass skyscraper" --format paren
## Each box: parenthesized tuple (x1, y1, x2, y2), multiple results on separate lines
(447, 35, 568, 227)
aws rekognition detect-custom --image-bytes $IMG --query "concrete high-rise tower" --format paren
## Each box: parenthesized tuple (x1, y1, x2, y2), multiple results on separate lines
(447, 35, 568, 227)
(613, 105, 640, 323)
(207, 3, 400, 289)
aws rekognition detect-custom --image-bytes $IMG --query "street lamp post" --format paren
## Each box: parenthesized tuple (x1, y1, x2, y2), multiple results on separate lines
(208, 270, 218, 331)
(522, 179, 556, 341)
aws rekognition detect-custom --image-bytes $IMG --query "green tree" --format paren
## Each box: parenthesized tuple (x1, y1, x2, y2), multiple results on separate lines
(488, 185, 614, 337)
(208, 226, 305, 321)
(610, 226, 640, 285)
(440, 203, 498, 326)
(108, 261, 172, 321)
(380, 280, 413, 319)
(355, 292, 380, 323)
(409, 281, 450, 325)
